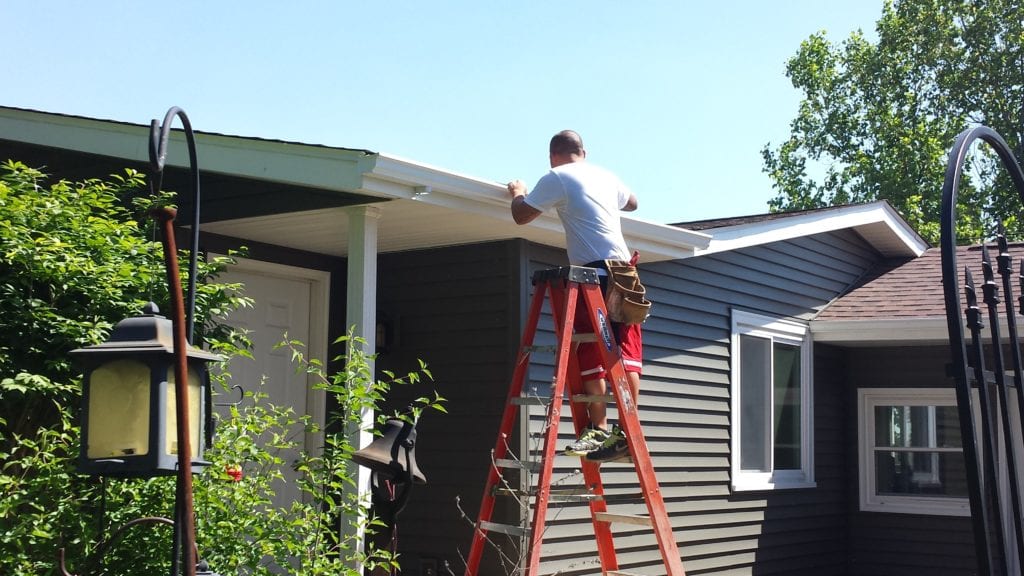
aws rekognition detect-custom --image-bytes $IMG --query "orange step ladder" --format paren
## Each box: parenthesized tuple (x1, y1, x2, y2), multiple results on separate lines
(464, 265, 686, 576)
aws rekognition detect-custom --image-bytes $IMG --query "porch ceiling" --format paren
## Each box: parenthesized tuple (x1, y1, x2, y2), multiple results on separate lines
(199, 198, 568, 256)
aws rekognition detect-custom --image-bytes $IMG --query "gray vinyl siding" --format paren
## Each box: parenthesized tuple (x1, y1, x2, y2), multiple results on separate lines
(374, 240, 525, 575)
(841, 346, 978, 576)
(522, 229, 879, 575)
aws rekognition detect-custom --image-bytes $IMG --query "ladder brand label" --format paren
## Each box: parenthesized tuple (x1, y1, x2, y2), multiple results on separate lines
(597, 308, 614, 351)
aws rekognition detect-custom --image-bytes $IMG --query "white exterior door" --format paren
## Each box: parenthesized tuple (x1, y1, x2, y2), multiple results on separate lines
(216, 258, 330, 509)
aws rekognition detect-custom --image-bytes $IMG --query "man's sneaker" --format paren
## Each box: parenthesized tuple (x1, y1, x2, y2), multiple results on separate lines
(564, 425, 609, 456)
(586, 425, 630, 463)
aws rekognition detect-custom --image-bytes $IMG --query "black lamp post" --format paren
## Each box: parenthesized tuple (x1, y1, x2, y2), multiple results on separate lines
(62, 107, 214, 576)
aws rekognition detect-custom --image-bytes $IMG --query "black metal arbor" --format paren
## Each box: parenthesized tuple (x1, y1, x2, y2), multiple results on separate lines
(941, 126, 1024, 576)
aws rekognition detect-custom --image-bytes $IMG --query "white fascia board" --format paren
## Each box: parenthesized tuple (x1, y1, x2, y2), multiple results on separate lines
(181, 133, 377, 192)
(1, 107, 150, 161)
(812, 317, 1024, 344)
(0, 107, 377, 193)
(811, 318, 949, 343)
(696, 201, 929, 258)
(365, 154, 710, 262)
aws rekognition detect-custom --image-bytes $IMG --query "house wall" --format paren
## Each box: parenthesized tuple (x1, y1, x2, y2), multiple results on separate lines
(524, 230, 880, 575)
(373, 240, 526, 575)
(840, 345, 977, 576)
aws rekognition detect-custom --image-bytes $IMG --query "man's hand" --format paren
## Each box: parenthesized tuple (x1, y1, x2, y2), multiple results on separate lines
(507, 179, 527, 198)
(507, 179, 541, 224)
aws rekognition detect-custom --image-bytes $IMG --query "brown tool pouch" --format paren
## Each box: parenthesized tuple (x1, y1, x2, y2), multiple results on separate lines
(604, 259, 651, 324)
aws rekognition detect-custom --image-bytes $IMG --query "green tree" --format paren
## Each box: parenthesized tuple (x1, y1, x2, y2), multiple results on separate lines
(762, 0, 1024, 244)
(0, 160, 445, 575)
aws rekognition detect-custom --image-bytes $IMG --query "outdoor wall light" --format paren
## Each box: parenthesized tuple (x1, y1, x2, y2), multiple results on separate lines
(70, 302, 220, 478)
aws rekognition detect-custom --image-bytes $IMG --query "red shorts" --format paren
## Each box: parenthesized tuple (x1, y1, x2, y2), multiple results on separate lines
(573, 296, 643, 381)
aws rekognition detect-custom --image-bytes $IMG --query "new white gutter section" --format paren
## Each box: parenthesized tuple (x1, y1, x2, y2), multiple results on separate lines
(695, 201, 929, 258)
(364, 153, 712, 263)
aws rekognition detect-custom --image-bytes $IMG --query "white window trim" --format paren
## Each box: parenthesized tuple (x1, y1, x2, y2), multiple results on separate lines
(730, 309, 815, 491)
(857, 387, 972, 517)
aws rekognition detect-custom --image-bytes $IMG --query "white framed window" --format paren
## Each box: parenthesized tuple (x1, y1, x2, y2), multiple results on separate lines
(730, 309, 814, 491)
(858, 388, 970, 516)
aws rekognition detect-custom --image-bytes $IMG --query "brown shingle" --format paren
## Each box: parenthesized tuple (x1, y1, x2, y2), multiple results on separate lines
(818, 243, 1024, 320)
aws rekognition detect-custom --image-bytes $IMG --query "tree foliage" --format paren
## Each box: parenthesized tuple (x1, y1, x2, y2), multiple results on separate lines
(762, 0, 1024, 244)
(0, 160, 446, 575)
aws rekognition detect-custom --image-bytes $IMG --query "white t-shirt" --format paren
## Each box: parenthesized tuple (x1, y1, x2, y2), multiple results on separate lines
(523, 162, 632, 265)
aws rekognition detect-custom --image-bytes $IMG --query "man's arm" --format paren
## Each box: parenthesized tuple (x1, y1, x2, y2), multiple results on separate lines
(507, 179, 543, 224)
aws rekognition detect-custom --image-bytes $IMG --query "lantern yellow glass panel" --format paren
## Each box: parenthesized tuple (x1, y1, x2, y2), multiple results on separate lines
(166, 365, 202, 456)
(86, 359, 151, 459)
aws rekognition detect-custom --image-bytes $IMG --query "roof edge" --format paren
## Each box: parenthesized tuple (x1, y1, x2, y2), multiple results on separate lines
(694, 201, 929, 258)
(0, 106, 379, 192)
(366, 154, 711, 262)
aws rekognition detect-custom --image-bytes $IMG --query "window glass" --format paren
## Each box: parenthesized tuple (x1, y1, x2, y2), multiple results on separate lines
(773, 342, 801, 470)
(870, 404, 965, 498)
(740, 334, 770, 472)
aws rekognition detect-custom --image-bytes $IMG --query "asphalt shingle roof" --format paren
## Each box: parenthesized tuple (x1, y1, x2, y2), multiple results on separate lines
(817, 243, 1024, 321)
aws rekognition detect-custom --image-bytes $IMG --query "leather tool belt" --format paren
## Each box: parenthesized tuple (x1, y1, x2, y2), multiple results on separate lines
(603, 259, 651, 324)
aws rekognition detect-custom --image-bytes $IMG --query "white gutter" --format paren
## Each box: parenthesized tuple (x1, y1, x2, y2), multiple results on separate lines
(364, 154, 712, 262)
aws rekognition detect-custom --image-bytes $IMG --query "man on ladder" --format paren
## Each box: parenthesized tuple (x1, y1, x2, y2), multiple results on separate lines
(507, 129, 643, 463)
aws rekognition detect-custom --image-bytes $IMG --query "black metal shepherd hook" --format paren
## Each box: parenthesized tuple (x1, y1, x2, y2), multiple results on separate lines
(940, 125, 1024, 576)
(149, 106, 201, 345)
(148, 106, 204, 576)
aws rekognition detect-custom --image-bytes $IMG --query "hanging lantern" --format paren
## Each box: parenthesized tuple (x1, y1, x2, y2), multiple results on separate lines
(70, 302, 220, 477)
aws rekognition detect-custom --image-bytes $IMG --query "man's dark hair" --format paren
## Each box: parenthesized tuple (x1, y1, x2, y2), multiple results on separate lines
(550, 130, 584, 156)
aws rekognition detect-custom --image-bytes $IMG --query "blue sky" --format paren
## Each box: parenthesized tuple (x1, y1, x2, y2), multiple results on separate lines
(3, 1, 882, 223)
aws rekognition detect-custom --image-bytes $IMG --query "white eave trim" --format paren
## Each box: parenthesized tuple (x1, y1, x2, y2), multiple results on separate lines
(812, 316, 1024, 344)
(695, 201, 929, 258)
(812, 318, 949, 343)
(362, 153, 711, 262)
(0, 107, 378, 193)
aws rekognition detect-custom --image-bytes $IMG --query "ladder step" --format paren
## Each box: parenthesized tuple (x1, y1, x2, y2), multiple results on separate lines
(510, 393, 615, 406)
(606, 572, 650, 576)
(522, 333, 598, 354)
(492, 486, 646, 503)
(594, 512, 653, 527)
(478, 520, 529, 538)
(494, 458, 541, 472)
(523, 344, 556, 354)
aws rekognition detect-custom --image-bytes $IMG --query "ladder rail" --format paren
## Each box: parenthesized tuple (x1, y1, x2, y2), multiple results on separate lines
(464, 280, 549, 575)
(544, 282, 620, 573)
(524, 280, 578, 574)
(580, 286, 686, 575)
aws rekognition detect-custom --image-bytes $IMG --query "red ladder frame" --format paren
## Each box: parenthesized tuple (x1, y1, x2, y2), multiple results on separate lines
(463, 266, 686, 576)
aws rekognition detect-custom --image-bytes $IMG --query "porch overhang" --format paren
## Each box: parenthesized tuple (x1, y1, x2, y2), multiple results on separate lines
(0, 106, 711, 262)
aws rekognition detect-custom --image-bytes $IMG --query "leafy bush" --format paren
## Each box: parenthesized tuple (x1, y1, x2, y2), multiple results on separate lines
(0, 160, 445, 575)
